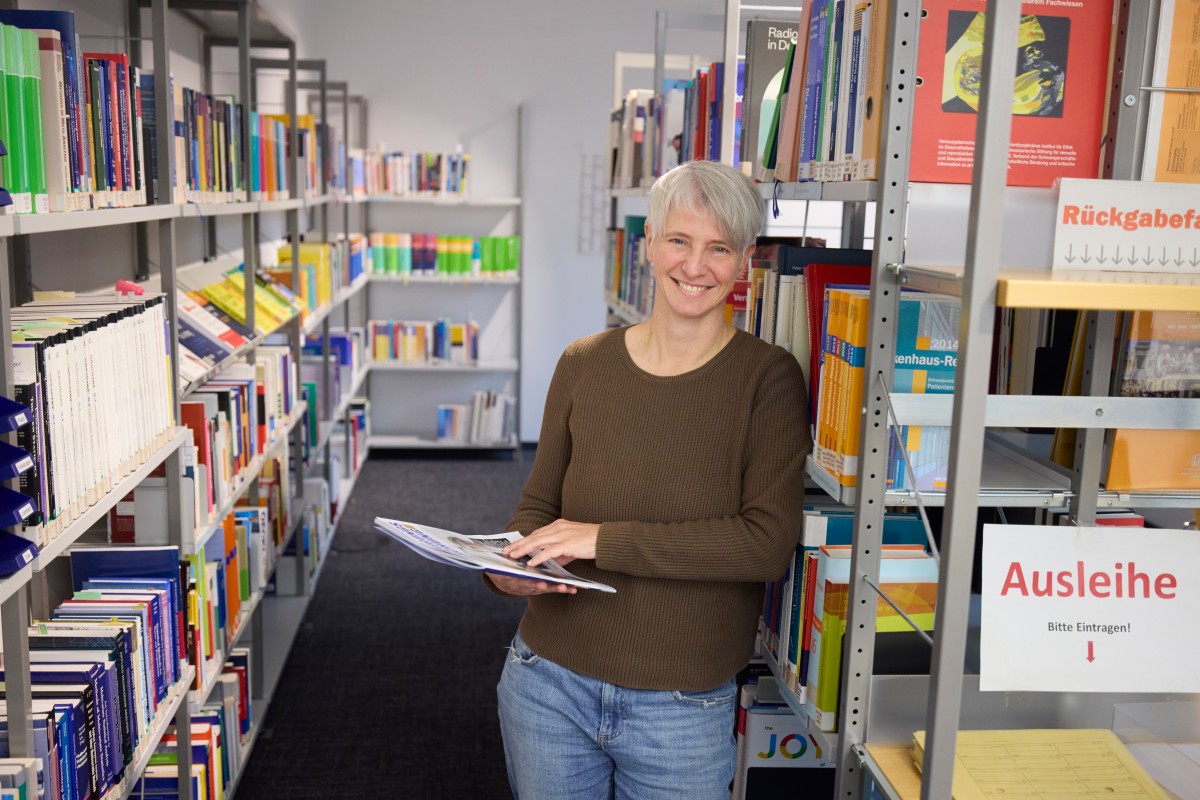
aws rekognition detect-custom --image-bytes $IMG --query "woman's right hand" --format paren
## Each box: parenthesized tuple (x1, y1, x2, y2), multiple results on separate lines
(488, 573, 578, 596)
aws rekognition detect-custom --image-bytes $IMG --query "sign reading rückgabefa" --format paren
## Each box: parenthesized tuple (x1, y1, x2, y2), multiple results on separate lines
(980, 524, 1199, 693)
(1053, 178, 1200, 274)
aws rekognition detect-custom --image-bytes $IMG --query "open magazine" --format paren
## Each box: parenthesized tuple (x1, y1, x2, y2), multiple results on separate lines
(373, 517, 617, 593)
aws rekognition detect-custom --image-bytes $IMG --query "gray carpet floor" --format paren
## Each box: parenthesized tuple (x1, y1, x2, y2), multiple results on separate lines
(235, 453, 533, 799)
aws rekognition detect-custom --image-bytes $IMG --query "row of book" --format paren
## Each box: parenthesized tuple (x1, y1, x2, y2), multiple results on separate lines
(760, 509, 937, 733)
(369, 318, 481, 366)
(746, 243, 1200, 495)
(300, 328, 366, 427)
(13, 295, 176, 550)
(134, 694, 250, 800)
(604, 216, 653, 318)
(608, 58, 743, 191)
(345, 146, 470, 198)
(367, 233, 522, 278)
(11, 547, 193, 799)
(0, 9, 346, 214)
(612, 1, 1120, 189)
(437, 391, 517, 446)
(276, 237, 368, 317)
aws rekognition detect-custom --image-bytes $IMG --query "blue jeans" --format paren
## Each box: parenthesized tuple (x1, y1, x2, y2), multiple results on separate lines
(497, 630, 737, 800)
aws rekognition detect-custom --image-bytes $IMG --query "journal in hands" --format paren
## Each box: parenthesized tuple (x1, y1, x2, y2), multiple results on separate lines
(373, 517, 617, 592)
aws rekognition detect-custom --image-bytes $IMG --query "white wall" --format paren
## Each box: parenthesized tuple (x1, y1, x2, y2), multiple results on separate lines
(271, 0, 726, 442)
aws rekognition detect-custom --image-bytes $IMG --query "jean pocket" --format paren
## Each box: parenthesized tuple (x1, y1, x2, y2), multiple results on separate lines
(670, 678, 736, 708)
(508, 631, 540, 665)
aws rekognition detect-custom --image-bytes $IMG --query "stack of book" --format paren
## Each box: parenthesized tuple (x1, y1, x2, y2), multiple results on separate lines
(275, 238, 368, 318)
(7, 547, 190, 800)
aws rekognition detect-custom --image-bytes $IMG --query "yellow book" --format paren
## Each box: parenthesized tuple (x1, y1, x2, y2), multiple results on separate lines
(836, 292, 870, 486)
(222, 273, 289, 329)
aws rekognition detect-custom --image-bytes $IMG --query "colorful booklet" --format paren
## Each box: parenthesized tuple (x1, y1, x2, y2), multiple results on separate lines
(373, 517, 617, 593)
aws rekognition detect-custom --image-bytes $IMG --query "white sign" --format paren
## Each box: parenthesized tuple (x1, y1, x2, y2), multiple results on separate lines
(1053, 178, 1200, 274)
(981, 524, 1200, 693)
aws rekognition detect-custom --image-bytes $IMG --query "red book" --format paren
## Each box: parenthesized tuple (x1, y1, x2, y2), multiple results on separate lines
(909, 0, 1114, 187)
(802, 258, 873, 418)
(180, 402, 214, 515)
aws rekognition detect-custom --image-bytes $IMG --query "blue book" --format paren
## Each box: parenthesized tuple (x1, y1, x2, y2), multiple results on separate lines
(52, 702, 81, 800)
(0, 707, 54, 800)
(81, 579, 180, 686)
(178, 317, 233, 365)
(800, 6, 828, 175)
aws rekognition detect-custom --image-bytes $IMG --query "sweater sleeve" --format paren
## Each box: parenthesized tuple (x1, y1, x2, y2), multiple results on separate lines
(507, 345, 577, 535)
(594, 349, 811, 583)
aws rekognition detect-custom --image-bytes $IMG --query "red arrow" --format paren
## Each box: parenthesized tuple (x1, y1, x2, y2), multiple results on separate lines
(1087, 641, 1095, 662)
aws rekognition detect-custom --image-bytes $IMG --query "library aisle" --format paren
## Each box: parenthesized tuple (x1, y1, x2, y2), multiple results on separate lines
(235, 454, 532, 799)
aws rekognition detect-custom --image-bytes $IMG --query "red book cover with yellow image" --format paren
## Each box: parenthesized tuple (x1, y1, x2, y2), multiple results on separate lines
(910, 0, 1114, 187)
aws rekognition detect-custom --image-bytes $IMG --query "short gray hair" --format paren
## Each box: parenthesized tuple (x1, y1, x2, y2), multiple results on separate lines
(647, 161, 764, 254)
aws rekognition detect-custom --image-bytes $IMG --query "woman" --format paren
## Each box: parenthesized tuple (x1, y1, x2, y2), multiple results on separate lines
(489, 160, 811, 799)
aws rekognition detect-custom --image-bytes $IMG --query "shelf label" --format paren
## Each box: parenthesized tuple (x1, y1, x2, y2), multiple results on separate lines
(981, 524, 1200, 693)
(1053, 179, 1200, 274)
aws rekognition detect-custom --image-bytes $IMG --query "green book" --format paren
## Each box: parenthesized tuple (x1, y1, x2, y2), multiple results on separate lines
(759, 41, 796, 175)
(4, 24, 31, 210)
(21, 28, 46, 212)
(0, 25, 9, 191)
(505, 235, 521, 275)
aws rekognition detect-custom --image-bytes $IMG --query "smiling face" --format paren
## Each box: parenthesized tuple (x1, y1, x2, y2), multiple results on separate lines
(646, 206, 748, 324)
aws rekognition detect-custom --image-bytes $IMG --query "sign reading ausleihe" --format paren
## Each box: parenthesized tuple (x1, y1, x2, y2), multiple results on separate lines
(980, 524, 1200, 693)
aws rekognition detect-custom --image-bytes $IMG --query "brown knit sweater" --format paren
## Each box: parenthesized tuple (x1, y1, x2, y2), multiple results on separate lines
(503, 327, 811, 691)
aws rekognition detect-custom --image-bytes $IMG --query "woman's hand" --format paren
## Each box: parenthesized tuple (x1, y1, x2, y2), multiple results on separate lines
(486, 573, 577, 596)
(504, 519, 600, 568)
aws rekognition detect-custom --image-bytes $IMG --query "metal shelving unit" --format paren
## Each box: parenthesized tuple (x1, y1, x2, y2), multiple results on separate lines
(0, 3, 365, 798)
(362, 106, 525, 452)
(826, 1, 1200, 797)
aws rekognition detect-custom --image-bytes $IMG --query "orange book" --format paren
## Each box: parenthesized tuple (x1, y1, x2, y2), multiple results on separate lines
(223, 515, 241, 626)
(1106, 309, 1200, 491)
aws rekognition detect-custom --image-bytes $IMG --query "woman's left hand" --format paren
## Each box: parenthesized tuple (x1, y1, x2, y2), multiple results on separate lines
(504, 519, 600, 568)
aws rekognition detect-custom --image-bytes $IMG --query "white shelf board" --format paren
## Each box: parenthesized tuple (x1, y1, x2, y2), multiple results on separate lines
(301, 274, 370, 335)
(756, 180, 879, 203)
(14, 203, 178, 234)
(0, 563, 33, 607)
(190, 403, 307, 554)
(368, 358, 519, 373)
(365, 194, 521, 207)
(180, 201, 257, 219)
(610, 187, 651, 198)
(605, 294, 647, 325)
(369, 273, 520, 285)
(258, 198, 304, 213)
(805, 433, 1073, 508)
(104, 665, 196, 800)
(369, 434, 518, 450)
(34, 428, 190, 571)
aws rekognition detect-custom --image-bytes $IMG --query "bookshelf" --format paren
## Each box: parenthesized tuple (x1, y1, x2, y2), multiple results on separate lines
(0, 2, 368, 798)
(797, 0, 1200, 797)
(361, 107, 525, 451)
(608, 0, 1200, 796)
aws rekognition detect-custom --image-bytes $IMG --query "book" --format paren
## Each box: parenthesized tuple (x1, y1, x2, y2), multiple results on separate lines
(1142, 0, 1200, 183)
(1106, 309, 1200, 491)
(374, 517, 616, 592)
(909, 0, 1115, 186)
(804, 544, 937, 731)
(740, 20, 800, 177)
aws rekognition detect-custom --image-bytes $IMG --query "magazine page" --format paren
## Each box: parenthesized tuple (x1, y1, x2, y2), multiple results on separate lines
(374, 517, 616, 593)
